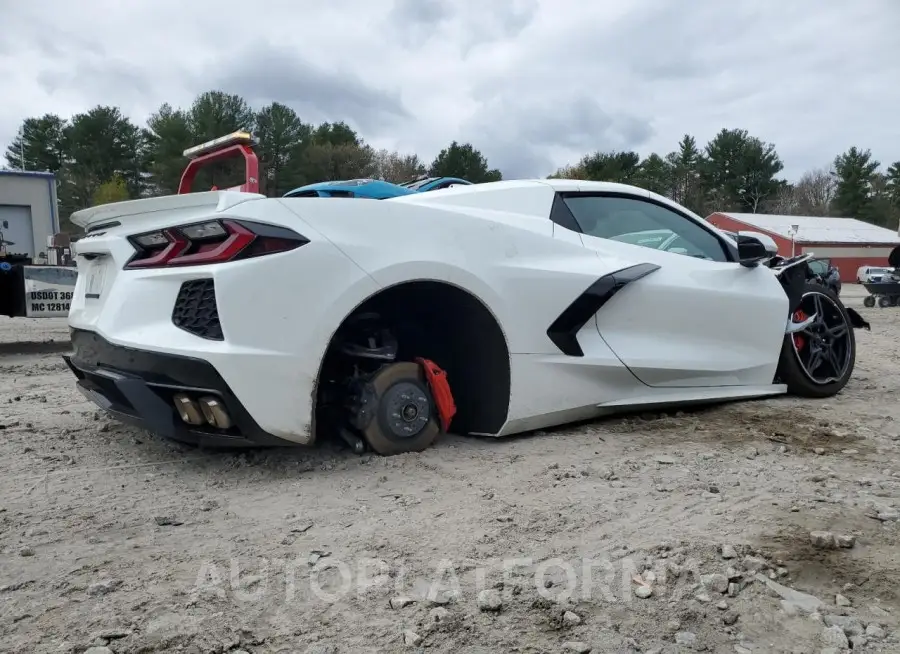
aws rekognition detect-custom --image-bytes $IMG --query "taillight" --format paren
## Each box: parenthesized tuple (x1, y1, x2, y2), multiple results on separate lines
(124, 219, 308, 269)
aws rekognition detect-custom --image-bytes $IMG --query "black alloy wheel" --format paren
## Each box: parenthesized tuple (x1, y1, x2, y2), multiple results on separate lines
(776, 282, 856, 399)
(790, 291, 853, 385)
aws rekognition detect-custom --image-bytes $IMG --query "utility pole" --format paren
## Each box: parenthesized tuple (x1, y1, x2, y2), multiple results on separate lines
(19, 125, 26, 171)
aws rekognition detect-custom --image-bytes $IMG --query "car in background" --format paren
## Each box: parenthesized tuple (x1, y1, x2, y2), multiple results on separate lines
(398, 177, 472, 192)
(283, 176, 472, 199)
(857, 265, 893, 283)
(807, 258, 830, 277)
(806, 258, 841, 296)
(283, 179, 418, 199)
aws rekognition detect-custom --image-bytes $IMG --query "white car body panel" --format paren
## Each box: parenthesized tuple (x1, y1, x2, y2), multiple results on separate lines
(577, 232, 787, 387)
(68, 179, 792, 446)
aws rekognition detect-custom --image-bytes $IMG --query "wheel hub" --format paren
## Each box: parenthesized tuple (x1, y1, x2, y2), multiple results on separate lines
(345, 361, 441, 456)
(381, 381, 431, 439)
(401, 403, 419, 421)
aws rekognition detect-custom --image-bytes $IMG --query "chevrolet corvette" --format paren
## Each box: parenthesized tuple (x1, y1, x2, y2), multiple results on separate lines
(64, 179, 869, 455)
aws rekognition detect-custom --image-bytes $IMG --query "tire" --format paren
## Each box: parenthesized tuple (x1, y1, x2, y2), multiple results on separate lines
(878, 296, 892, 308)
(863, 295, 875, 308)
(776, 281, 855, 398)
(359, 361, 441, 456)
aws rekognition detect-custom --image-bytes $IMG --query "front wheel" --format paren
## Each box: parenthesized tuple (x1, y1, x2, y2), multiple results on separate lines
(776, 282, 855, 398)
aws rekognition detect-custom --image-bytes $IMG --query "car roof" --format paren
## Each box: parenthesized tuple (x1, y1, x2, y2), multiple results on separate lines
(287, 177, 652, 199)
(392, 178, 651, 197)
(388, 178, 712, 222)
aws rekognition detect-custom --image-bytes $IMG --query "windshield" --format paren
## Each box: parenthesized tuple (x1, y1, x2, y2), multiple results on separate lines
(610, 229, 717, 259)
(610, 230, 671, 249)
(400, 177, 436, 190)
(807, 259, 829, 275)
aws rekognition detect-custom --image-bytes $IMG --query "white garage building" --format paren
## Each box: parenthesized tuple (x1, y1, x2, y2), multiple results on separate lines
(0, 170, 60, 261)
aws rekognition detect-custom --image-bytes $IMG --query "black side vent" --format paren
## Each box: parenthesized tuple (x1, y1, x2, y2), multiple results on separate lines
(172, 279, 223, 340)
(547, 263, 661, 356)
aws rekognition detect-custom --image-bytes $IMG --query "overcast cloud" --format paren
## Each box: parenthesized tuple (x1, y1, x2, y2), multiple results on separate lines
(1, 0, 899, 179)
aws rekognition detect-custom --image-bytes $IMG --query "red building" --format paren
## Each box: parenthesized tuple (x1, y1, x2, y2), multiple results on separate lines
(707, 212, 900, 281)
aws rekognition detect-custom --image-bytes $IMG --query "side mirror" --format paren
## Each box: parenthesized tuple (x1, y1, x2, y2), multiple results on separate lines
(736, 231, 778, 267)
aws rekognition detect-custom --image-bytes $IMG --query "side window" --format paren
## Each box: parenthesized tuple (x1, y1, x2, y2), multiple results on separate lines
(561, 195, 730, 262)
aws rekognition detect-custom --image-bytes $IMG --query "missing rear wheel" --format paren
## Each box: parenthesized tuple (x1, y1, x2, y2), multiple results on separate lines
(356, 362, 440, 455)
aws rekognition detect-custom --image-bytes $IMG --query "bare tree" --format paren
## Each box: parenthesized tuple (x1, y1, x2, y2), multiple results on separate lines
(548, 164, 587, 179)
(372, 149, 427, 183)
(794, 167, 836, 216)
(742, 183, 770, 213)
(766, 184, 799, 215)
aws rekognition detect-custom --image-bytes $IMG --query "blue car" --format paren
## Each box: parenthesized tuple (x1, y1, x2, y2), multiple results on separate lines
(398, 177, 472, 192)
(283, 176, 472, 199)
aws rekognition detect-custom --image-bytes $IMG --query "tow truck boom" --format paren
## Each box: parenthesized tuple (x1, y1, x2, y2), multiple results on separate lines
(178, 130, 260, 195)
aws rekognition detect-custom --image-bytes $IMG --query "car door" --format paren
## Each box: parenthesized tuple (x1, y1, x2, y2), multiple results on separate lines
(552, 191, 788, 388)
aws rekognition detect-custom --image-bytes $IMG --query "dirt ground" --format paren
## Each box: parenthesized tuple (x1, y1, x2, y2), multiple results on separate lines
(1, 285, 899, 654)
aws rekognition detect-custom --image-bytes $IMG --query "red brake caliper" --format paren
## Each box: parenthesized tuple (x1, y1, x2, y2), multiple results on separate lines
(792, 310, 807, 349)
(415, 358, 457, 433)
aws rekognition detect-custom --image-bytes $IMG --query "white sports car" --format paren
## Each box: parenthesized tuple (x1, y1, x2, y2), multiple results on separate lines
(65, 179, 869, 455)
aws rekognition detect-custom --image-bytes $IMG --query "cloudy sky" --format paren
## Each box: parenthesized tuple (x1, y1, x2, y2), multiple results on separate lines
(1, 0, 898, 180)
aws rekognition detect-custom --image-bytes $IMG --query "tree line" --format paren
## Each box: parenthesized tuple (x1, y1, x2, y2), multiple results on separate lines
(4, 90, 899, 232)
(550, 135, 900, 229)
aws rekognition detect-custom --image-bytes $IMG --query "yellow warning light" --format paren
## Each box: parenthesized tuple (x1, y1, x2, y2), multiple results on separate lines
(182, 130, 254, 159)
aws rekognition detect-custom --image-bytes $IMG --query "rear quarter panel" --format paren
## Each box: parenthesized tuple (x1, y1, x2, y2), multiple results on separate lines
(277, 191, 629, 355)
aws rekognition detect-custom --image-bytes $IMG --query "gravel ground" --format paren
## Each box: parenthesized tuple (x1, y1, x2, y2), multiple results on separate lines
(1, 285, 899, 654)
(0, 316, 70, 353)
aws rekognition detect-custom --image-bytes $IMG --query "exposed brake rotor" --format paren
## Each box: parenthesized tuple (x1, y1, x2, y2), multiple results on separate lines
(354, 362, 441, 456)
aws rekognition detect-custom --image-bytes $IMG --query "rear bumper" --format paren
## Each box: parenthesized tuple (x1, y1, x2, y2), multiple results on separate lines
(65, 329, 296, 448)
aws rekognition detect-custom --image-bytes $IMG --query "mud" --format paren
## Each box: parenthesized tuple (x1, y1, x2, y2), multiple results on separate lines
(1, 286, 898, 653)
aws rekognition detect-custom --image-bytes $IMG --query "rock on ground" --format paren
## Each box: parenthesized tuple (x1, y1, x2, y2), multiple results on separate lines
(476, 589, 502, 612)
(821, 625, 850, 649)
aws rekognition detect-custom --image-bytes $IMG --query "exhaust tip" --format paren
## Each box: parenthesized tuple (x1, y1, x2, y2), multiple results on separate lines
(174, 393, 204, 425)
(199, 396, 233, 429)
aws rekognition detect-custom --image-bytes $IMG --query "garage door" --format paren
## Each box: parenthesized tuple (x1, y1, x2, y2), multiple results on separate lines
(0, 205, 35, 259)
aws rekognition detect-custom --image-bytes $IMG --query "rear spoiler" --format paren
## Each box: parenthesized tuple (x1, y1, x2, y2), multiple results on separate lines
(70, 191, 264, 230)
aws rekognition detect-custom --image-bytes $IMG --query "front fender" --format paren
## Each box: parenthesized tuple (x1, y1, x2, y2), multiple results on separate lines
(775, 258, 809, 318)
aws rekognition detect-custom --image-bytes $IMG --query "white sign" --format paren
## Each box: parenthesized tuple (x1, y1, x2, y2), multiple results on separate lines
(22, 266, 78, 318)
